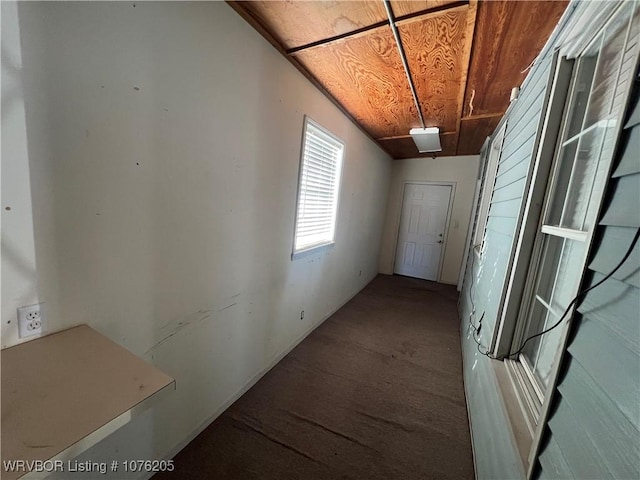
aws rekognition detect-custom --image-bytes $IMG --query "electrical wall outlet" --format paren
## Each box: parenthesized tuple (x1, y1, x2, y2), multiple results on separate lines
(17, 303, 44, 338)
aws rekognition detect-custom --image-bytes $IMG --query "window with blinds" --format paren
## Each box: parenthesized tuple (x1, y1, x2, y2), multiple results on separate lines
(293, 118, 344, 256)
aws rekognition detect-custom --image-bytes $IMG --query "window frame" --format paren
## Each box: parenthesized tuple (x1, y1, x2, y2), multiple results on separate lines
(509, 1, 636, 428)
(488, 2, 638, 474)
(492, 51, 575, 358)
(291, 116, 345, 259)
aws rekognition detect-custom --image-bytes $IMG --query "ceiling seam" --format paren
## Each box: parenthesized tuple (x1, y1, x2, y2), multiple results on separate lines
(286, 21, 389, 55)
(286, 1, 469, 56)
(382, 0, 425, 130)
(229, 0, 568, 159)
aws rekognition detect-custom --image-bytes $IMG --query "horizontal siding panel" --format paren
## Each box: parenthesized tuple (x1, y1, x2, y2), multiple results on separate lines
(501, 105, 544, 160)
(610, 6, 639, 114)
(612, 126, 640, 177)
(483, 230, 511, 258)
(507, 87, 543, 132)
(496, 136, 536, 176)
(499, 129, 538, 172)
(618, 43, 638, 77)
(474, 268, 491, 309)
(491, 178, 527, 204)
(507, 57, 551, 125)
(625, 3, 640, 52)
(567, 316, 640, 428)
(485, 216, 517, 237)
(612, 62, 636, 111)
(506, 105, 543, 145)
(459, 256, 476, 321)
(612, 87, 632, 121)
(547, 399, 614, 479)
(477, 228, 514, 339)
(578, 272, 640, 356)
(516, 59, 550, 105)
(493, 163, 527, 191)
(488, 198, 522, 218)
(538, 436, 575, 480)
(557, 358, 640, 479)
(599, 173, 640, 227)
(588, 226, 640, 287)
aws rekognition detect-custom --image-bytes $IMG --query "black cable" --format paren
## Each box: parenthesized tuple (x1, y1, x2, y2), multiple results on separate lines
(466, 250, 493, 356)
(502, 227, 640, 360)
(473, 319, 497, 358)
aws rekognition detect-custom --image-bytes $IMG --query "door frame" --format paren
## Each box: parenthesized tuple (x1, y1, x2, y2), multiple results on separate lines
(392, 181, 456, 283)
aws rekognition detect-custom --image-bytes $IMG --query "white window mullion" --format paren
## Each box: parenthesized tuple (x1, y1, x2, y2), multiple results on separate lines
(540, 225, 588, 241)
(558, 141, 581, 227)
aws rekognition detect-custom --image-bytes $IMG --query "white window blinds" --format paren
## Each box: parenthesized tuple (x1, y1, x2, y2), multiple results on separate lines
(294, 119, 344, 254)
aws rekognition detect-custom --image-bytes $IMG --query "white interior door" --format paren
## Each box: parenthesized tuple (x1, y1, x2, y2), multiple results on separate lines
(394, 183, 451, 281)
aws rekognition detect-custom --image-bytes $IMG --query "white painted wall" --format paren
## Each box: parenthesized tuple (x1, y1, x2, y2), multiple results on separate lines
(1, 1, 41, 344)
(4, 1, 391, 473)
(378, 156, 479, 285)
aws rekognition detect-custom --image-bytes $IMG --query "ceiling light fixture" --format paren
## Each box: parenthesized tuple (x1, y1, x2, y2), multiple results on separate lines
(382, 0, 441, 154)
(409, 127, 442, 153)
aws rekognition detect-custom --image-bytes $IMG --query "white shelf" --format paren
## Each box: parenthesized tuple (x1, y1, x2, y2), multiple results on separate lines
(1, 325, 175, 480)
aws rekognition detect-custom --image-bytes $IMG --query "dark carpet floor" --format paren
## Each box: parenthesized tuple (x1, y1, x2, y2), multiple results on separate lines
(155, 274, 474, 480)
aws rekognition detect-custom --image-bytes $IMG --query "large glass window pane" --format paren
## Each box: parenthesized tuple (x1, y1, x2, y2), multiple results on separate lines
(521, 235, 586, 390)
(521, 300, 563, 389)
(565, 54, 598, 139)
(532, 315, 565, 387)
(583, 7, 630, 128)
(546, 139, 579, 227)
(548, 238, 586, 312)
(533, 235, 564, 306)
(561, 126, 606, 230)
(545, 125, 606, 231)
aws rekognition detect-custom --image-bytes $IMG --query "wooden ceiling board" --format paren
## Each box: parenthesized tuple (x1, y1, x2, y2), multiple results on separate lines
(457, 115, 502, 156)
(399, 6, 475, 134)
(463, 0, 568, 118)
(293, 27, 419, 139)
(236, 1, 388, 50)
(391, 0, 466, 18)
(380, 132, 458, 159)
(229, 0, 567, 158)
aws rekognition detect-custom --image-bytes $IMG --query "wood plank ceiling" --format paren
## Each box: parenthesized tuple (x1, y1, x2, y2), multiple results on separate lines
(229, 1, 568, 159)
